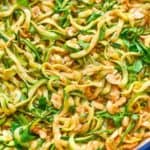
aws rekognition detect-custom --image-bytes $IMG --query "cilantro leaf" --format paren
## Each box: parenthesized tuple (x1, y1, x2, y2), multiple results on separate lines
(20, 126, 35, 142)
(11, 114, 28, 132)
(11, 122, 20, 132)
(120, 27, 150, 64)
(128, 73, 137, 83)
(12, 125, 36, 147)
(128, 60, 143, 73)
(129, 40, 150, 64)
(96, 111, 125, 127)
(55, 0, 63, 8)
(38, 96, 47, 110)
(59, 11, 70, 27)
(120, 27, 144, 40)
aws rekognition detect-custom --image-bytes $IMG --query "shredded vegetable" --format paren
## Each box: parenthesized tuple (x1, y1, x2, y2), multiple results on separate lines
(0, 0, 149, 150)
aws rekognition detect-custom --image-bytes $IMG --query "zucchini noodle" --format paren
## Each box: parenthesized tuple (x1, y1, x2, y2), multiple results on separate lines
(0, 0, 149, 150)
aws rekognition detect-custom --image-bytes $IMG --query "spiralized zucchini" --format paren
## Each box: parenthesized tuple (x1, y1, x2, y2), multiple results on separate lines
(0, 0, 149, 150)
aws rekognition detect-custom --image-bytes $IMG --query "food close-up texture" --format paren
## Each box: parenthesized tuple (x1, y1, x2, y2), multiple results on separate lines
(0, 0, 149, 150)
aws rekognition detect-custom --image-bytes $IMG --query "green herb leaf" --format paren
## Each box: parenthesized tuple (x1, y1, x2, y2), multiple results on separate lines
(120, 27, 143, 40)
(87, 12, 101, 23)
(96, 111, 125, 127)
(54, 0, 69, 13)
(38, 96, 47, 110)
(59, 11, 70, 27)
(17, 0, 29, 7)
(128, 73, 137, 83)
(29, 25, 36, 34)
(78, 40, 89, 49)
(55, 0, 63, 8)
(11, 114, 28, 132)
(128, 60, 143, 73)
(20, 126, 35, 142)
(137, 41, 150, 64)
(121, 27, 150, 65)
(113, 115, 124, 127)
(11, 122, 20, 132)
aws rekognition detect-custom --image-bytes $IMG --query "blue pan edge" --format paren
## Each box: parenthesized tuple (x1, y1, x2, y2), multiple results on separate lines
(137, 139, 150, 150)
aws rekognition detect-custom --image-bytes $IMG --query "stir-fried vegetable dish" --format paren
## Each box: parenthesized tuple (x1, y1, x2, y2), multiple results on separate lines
(0, 0, 149, 149)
